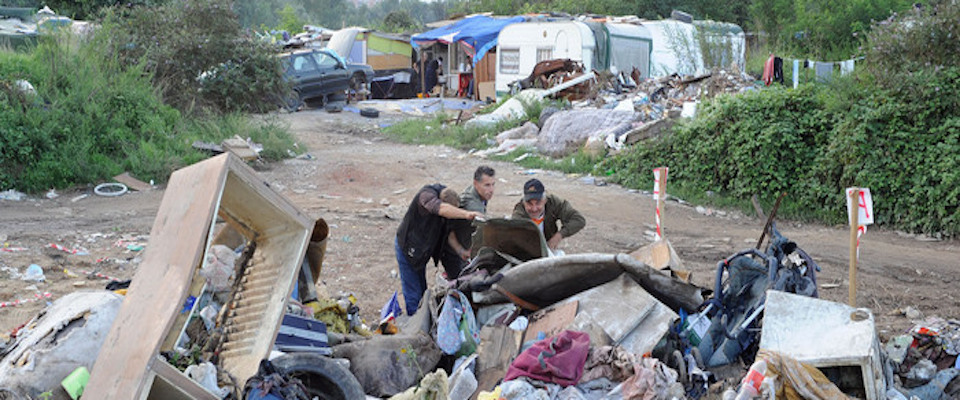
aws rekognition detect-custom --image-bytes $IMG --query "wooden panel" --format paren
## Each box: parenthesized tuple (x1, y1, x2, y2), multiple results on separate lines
(475, 51, 497, 83)
(368, 54, 412, 70)
(86, 155, 228, 400)
(473, 325, 523, 399)
(86, 153, 314, 399)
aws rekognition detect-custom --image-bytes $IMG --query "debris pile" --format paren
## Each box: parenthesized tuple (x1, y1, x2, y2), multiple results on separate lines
(470, 62, 758, 158)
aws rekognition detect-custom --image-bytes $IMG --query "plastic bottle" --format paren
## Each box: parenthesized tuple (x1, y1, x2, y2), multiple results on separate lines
(735, 358, 768, 400)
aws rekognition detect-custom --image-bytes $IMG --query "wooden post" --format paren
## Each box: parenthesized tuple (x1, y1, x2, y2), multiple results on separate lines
(848, 187, 860, 307)
(420, 51, 426, 96)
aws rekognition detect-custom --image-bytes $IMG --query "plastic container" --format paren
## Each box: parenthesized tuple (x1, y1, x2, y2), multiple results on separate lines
(735, 358, 767, 400)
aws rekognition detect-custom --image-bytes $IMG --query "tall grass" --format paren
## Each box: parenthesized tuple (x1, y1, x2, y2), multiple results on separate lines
(0, 34, 296, 193)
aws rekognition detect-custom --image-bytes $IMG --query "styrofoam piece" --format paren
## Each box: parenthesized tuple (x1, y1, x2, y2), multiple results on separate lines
(560, 274, 678, 355)
(759, 290, 883, 400)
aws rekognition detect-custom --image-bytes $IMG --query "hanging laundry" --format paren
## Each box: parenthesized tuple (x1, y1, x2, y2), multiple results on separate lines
(840, 59, 855, 76)
(762, 54, 776, 86)
(773, 57, 784, 85)
(815, 62, 834, 82)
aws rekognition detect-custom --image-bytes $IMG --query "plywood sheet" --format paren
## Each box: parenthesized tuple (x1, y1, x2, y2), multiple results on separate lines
(86, 153, 313, 399)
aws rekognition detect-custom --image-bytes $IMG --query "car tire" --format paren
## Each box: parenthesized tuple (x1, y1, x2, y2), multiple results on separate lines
(360, 108, 379, 118)
(267, 353, 365, 400)
(282, 90, 302, 113)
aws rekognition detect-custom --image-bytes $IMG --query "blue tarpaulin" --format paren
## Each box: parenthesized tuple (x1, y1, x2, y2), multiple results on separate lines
(411, 15, 526, 67)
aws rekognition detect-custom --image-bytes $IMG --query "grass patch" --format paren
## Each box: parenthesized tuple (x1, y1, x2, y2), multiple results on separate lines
(490, 147, 604, 175)
(382, 112, 510, 150)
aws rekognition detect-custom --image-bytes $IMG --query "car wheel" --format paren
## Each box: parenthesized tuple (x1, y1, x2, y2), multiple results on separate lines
(282, 90, 302, 113)
(267, 353, 365, 400)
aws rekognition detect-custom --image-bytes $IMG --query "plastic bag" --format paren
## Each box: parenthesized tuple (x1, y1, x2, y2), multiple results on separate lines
(200, 245, 237, 291)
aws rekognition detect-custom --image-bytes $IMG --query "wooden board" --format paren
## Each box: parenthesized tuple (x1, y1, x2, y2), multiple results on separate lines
(113, 172, 153, 192)
(522, 300, 578, 343)
(368, 54, 412, 70)
(473, 325, 523, 399)
(86, 153, 314, 399)
(477, 81, 496, 102)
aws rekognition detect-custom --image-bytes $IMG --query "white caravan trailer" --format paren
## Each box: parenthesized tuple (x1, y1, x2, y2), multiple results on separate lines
(494, 21, 596, 96)
(495, 21, 653, 97)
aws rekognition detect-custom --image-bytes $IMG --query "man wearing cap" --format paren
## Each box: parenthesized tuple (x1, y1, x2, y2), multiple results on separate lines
(396, 184, 483, 315)
(441, 166, 496, 278)
(512, 178, 586, 251)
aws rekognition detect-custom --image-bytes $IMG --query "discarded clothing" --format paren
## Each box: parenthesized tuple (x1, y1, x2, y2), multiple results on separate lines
(582, 345, 638, 382)
(505, 330, 591, 387)
(388, 368, 448, 400)
(620, 357, 684, 400)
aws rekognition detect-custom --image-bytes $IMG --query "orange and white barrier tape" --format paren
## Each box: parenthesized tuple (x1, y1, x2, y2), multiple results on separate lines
(653, 167, 669, 241)
(0, 292, 53, 308)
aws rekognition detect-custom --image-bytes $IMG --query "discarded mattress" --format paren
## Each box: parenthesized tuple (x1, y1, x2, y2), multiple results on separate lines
(536, 109, 637, 157)
(473, 252, 703, 313)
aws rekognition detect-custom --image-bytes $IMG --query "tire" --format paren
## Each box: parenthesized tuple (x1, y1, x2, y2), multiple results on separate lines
(359, 108, 379, 118)
(94, 183, 128, 197)
(269, 353, 365, 400)
(282, 90, 303, 113)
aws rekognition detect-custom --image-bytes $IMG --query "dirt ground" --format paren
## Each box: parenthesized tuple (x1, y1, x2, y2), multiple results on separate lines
(1, 103, 958, 348)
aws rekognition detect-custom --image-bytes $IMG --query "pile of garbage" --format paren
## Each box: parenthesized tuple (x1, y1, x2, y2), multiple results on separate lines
(469, 60, 758, 158)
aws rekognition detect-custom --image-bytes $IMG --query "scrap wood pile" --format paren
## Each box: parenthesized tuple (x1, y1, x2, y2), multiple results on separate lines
(467, 59, 757, 158)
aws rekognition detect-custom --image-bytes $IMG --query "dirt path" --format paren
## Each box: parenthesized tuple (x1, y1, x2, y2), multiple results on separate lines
(1, 106, 958, 343)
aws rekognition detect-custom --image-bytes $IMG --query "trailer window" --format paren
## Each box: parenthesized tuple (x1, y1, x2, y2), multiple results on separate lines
(500, 49, 520, 74)
(536, 48, 553, 63)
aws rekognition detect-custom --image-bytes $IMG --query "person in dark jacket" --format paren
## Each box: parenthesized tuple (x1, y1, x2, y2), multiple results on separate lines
(396, 184, 482, 315)
(512, 178, 585, 252)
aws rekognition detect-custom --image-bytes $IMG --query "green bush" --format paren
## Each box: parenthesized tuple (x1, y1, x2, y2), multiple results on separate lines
(0, 35, 296, 193)
(860, 1, 960, 88)
(98, 0, 287, 114)
(602, 67, 960, 237)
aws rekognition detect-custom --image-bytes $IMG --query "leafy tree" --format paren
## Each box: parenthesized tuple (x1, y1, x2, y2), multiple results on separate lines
(277, 4, 308, 34)
(99, 0, 286, 114)
(382, 10, 419, 33)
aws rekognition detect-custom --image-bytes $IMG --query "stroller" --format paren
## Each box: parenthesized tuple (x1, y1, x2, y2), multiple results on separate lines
(692, 222, 821, 368)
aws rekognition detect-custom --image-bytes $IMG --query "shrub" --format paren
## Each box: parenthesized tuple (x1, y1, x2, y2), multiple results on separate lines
(97, 0, 287, 114)
(602, 67, 960, 237)
(860, 1, 960, 87)
(0, 35, 296, 192)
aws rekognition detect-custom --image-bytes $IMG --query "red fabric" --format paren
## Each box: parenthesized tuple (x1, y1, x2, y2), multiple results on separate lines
(504, 330, 590, 387)
(762, 55, 776, 86)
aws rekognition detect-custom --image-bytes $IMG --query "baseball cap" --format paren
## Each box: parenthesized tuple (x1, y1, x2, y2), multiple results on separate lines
(523, 179, 545, 201)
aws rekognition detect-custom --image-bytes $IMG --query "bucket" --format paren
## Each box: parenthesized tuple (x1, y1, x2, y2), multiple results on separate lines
(306, 218, 328, 281)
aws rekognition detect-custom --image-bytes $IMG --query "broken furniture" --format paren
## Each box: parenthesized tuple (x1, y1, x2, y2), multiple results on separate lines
(759, 290, 884, 400)
(85, 153, 314, 399)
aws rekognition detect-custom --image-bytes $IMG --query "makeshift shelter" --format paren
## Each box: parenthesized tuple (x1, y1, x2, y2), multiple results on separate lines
(640, 19, 705, 77)
(693, 20, 746, 72)
(411, 15, 526, 99)
(495, 21, 653, 96)
(327, 28, 413, 71)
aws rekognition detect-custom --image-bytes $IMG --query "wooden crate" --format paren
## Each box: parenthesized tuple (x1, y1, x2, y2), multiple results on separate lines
(85, 153, 314, 399)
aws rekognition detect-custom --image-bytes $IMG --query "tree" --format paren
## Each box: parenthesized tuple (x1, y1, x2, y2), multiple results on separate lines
(382, 10, 419, 33)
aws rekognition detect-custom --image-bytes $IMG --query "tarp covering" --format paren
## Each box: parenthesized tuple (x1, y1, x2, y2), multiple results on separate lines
(411, 15, 526, 66)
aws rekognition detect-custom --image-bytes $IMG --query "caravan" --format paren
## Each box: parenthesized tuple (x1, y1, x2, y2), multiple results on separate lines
(494, 21, 653, 97)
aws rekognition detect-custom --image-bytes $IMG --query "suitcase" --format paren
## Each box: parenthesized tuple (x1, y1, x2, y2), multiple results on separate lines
(274, 314, 331, 355)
